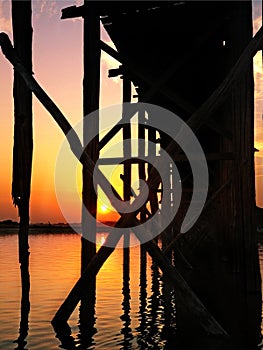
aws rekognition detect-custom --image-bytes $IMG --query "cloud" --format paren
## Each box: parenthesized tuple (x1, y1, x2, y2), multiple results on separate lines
(0, 0, 12, 35)
(253, 1, 262, 28)
(33, 0, 59, 20)
(253, 14, 262, 36)
(40, 0, 58, 17)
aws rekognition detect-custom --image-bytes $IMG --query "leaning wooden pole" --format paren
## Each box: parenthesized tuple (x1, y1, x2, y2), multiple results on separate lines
(11, 0, 32, 322)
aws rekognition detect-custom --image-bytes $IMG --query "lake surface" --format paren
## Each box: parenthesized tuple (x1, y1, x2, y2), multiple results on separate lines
(0, 233, 178, 350)
(0, 233, 263, 350)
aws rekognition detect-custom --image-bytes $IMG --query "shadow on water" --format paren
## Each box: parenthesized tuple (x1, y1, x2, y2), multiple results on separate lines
(13, 257, 30, 350)
(77, 292, 97, 349)
(136, 258, 169, 349)
(135, 249, 227, 350)
(53, 298, 97, 350)
(53, 244, 97, 350)
(52, 243, 246, 350)
(53, 286, 97, 350)
(135, 245, 147, 343)
(53, 322, 78, 350)
(118, 246, 133, 350)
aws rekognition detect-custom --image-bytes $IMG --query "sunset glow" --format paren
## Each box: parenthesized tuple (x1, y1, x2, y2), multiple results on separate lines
(0, 1, 263, 224)
(100, 205, 108, 213)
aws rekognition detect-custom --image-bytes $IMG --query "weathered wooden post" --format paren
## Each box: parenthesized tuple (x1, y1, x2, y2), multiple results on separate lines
(11, 0, 32, 338)
(122, 75, 131, 284)
(81, 0, 100, 272)
(80, 0, 100, 324)
(137, 91, 148, 293)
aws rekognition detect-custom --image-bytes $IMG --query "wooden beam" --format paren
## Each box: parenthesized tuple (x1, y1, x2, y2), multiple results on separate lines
(61, 5, 83, 19)
(108, 65, 123, 78)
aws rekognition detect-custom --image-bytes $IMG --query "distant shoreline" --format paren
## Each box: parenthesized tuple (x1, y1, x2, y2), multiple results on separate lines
(2, 223, 263, 244)
(0, 222, 115, 235)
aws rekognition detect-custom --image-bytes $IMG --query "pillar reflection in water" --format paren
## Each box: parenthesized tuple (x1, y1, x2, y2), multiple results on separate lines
(119, 237, 133, 349)
(13, 264, 30, 350)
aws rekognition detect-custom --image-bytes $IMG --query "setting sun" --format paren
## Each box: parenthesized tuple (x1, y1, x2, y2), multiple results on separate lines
(100, 205, 108, 213)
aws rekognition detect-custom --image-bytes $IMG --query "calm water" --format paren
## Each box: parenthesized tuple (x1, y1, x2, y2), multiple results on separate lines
(0, 233, 178, 350)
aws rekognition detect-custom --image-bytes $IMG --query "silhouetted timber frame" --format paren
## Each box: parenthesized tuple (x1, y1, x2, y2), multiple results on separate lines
(0, 29, 229, 336)
(1, 1, 263, 349)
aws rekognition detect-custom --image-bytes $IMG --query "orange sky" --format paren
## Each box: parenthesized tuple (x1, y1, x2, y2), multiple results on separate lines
(0, 0, 123, 223)
(0, 1, 263, 223)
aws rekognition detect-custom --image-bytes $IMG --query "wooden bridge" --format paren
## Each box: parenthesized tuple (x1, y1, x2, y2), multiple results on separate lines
(1, 1, 262, 349)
